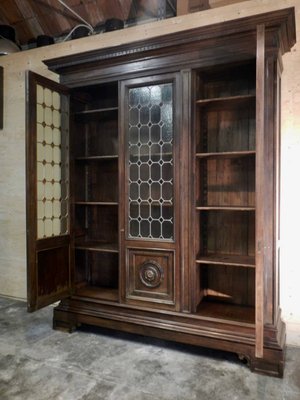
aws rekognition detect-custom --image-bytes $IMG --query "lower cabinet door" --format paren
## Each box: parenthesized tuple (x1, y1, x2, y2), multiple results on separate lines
(125, 248, 176, 309)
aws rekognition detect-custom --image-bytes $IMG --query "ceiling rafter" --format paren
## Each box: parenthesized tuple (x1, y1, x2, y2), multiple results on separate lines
(0, 0, 239, 46)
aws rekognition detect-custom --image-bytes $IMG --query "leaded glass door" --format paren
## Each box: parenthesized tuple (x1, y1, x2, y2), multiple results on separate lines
(121, 74, 180, 310)
(126, 80, 175, 241)
(26, 71, 71, 311)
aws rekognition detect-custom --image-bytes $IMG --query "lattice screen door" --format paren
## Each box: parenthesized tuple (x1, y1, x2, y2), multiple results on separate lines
(26, 71, 72, 311)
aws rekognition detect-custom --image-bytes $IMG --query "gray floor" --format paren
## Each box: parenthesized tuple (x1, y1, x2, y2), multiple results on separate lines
(0, 297, 299, 400)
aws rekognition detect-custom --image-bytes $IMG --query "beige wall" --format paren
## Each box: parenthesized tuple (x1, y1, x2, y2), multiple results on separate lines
(0, 0, 299, 345)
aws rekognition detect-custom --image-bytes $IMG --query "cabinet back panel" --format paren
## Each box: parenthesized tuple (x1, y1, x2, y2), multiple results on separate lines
(200, 211, 255, 257)
(73, 125, 85, 157)
(75, 205, 118, 244)
(200, 106, 255, 153)
(88, 120, 118, 156)
(198, 63, 256, 99)
(201, 264, 255, 306)
(75, 160, 118, 203)
(74, 249, 88, 284)
(72, 83, 118, 110)
(74, 250, 118, 289)
(199, 157, 255, 207)
(90, 253, 119, 288)
(74, 119, 118, 157)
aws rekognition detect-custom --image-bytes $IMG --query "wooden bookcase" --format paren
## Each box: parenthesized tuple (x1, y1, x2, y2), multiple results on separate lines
(26, 8, 296, 377)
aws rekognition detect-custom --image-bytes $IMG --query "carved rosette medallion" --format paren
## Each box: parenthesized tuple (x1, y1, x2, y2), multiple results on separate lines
(139, 260, 164, 288)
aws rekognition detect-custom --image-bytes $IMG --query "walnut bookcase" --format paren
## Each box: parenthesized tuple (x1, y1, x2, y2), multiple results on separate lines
(26, 8, 296, 377)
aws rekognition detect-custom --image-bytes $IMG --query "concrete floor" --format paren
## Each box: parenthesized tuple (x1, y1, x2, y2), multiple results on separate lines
(0, 297, 299, 400)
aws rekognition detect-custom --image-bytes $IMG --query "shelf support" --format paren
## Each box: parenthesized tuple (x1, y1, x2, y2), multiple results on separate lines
(255, 24, 265, 359)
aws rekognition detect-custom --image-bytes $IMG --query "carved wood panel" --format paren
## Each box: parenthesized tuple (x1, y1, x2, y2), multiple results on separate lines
(126, 248, 175, 307)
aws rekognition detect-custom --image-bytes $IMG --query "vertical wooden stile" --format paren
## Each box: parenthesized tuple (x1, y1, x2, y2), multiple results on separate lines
(177, 0, 190, 15)
(181, 69, 191, 312)
(119, 80, 126, 303)
(255, 24, 265, 359)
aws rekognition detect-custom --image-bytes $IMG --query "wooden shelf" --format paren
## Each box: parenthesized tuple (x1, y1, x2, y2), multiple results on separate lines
(196, 254, 255, 268)
(74, 106, 118, 116)
(75, 201, 118, 206)
(196, 206, 255, 211)
(75, 155, 118, 161)
(196, 151, 255, 159)
(196, 94, 255, 106)
(74, 286, 119, 302)
(196, 297, 255, 324)
(75, 241, 119, 253)
(74, 107, 118, 122)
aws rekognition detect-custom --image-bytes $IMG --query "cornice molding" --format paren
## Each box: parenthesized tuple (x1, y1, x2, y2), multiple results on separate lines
(44, 8, 295, 75)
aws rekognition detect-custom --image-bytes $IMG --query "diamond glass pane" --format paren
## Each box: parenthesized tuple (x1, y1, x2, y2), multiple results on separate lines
(36, 84, 69, 239)
(128, 83, 173, 240)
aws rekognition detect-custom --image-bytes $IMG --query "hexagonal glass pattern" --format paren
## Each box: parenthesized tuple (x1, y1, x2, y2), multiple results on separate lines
(36, 84, 69, 239)
(128, 83, 173, 240)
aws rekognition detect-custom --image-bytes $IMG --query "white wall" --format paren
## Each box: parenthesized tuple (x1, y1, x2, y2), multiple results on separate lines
(281, 13, 300, 345)
(0, 0, 299, 345)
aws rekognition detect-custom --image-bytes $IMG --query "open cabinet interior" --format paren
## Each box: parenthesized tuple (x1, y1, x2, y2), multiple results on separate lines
(71, 82, 119, 302)
(193, 61, 256, 323)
